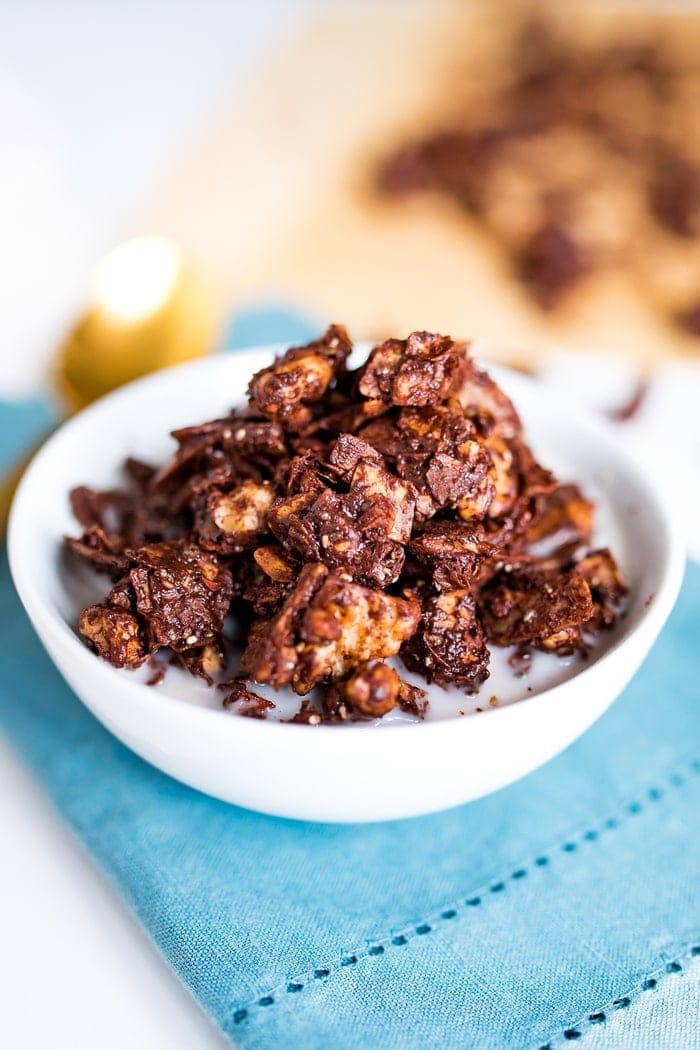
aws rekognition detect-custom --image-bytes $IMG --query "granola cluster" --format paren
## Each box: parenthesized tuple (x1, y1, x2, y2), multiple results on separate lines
(67, 325, 625, 723)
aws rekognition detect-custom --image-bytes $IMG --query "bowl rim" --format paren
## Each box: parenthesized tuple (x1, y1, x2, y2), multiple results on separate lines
(8, 345, 686, 740)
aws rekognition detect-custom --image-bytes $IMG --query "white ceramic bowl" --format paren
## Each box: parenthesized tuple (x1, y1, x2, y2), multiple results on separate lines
(9, 348, 684, 822)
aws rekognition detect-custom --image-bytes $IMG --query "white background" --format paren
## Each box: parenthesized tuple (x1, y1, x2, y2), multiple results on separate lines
(0, 0, 322, 397)
(1, 3, 699, 1048)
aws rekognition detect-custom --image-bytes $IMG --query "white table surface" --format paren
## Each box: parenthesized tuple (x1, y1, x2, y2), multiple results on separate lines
(0, 736, 227, 1050)
(2, 4, 699, 1047)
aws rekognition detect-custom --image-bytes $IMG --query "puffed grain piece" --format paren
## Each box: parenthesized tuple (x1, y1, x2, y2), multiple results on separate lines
(241, 563, 420, 694)
(479, 566, 594, 649)
(410, 520, 493, 591)
(325, 660, 401, 719)
(328, 433, 383, 478)
(362, 407, 494, 522)
(253, 544, 297, 582)
(402, 590, 490, 692)
(576, 548, 627, 632)
(247, 324, 352, 430)
(268, 461, 414, 587)
(359, 331, 469, 406)
(457, 362, 522, 439)
(193, 480, 275, 553)
(349, 460, 415, 543)
(126, 541, 233, 652)
(79, 603, 147, 669)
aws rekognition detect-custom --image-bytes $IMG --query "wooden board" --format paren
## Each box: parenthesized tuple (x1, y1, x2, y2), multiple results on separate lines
(142, 0, 700, 367)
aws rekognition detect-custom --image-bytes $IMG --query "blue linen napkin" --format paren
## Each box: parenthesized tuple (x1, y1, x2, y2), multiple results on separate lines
(1, 306, 699, 1050)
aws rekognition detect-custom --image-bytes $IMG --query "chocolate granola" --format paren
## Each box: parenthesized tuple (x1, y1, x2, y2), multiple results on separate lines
(66, 326, 626, 722)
